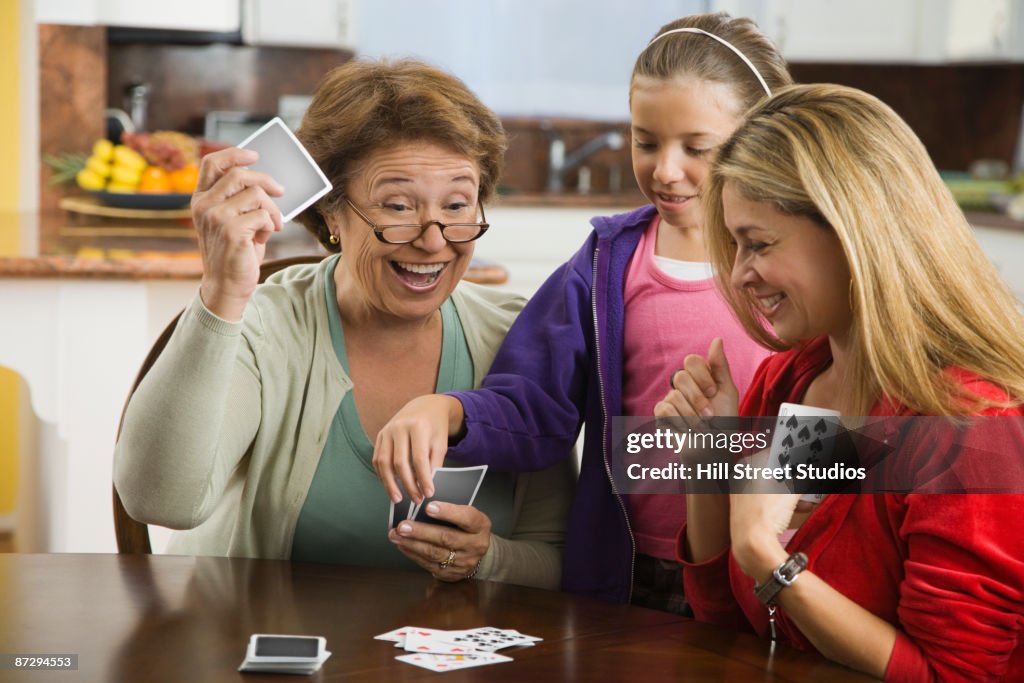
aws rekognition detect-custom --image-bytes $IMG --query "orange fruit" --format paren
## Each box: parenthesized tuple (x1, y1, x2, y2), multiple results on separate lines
(169, 163, 199, 193)
(137, 166, 172, 193)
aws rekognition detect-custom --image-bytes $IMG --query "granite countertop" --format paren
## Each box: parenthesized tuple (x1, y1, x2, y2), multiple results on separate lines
(0, 207, 507, 284)
(0, 208, 327, 280)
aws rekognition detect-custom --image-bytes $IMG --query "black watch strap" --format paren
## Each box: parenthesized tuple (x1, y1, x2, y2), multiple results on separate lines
(754, 552, 808, 606)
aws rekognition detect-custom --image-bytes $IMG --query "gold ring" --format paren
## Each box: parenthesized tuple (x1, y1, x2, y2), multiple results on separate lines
(439, 548, 456, 570)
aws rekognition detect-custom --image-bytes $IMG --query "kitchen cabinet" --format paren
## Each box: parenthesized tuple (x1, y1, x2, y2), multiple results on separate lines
(242, 0, 356, 49)
(36, 0, 239, 31)
(714, 0, 1024, 63)
(919, 0, 1024, 62)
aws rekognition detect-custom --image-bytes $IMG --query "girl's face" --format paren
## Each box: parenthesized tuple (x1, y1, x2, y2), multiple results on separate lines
(329, 141, 481, 323)
(630, 75, 744, 233)
(723, 182, 853, 344)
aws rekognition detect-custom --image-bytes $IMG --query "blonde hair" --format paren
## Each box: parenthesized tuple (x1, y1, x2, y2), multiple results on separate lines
(631, 12, 792, 111)
(294, 59, 507, 252)
(704, 83, 1024, 415)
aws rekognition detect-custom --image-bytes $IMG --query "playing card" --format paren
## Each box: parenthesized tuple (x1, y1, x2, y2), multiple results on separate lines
(395, 652, 513, 672)
(768, 402, 842, 502)
(388, 481, 415, 531)
(238, 634, 331, 674)
(444, 627, 540, 652)
(403, 630, 478, 655)
(237, 117, 332, 222)
(409, 466, 488, 528)
(373, 626, 415, 644)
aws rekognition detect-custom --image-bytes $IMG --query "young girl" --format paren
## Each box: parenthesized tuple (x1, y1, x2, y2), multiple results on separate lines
(373, 13, 792, 608)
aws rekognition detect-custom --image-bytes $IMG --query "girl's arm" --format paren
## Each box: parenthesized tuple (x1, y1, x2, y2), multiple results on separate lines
(376, 246, 596, 502)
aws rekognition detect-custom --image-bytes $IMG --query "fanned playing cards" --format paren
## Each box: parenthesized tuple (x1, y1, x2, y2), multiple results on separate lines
(376, 625, 540, 672)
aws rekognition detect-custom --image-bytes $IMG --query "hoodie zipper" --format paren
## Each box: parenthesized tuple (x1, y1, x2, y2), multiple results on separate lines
(592, 246, 636, 601)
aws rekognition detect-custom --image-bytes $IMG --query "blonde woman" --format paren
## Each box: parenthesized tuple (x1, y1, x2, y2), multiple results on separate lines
(659, 84, 1024, 681)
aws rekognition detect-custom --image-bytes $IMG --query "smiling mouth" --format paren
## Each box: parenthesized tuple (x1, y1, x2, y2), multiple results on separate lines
(656, 192, 696, 204)
(390, 260, 448, 288)
(758, 292, 786, 315)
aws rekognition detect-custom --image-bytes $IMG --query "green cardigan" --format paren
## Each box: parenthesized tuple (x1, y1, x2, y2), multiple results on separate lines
(114, 256, 574, 589)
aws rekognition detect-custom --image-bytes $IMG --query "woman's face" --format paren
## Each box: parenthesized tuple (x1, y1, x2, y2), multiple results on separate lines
(329, 141, 482, 322)
(630, 75, 743, 232)
(723, 182, 853, 344)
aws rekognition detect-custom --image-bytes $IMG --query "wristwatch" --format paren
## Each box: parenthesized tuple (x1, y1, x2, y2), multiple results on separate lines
(754, 552, 808, 606)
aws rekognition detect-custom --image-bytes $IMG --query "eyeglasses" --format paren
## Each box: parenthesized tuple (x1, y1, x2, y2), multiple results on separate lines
(345, 199, 489, 245)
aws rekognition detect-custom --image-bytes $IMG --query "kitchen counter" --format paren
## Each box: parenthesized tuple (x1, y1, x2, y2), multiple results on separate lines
(0, 208, 325, 279)
(0, 207, 514, 284)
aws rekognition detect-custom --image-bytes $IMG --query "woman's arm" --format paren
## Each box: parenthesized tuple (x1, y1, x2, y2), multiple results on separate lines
(731, 492, 1024, 682)
(729, 494, 896, 679)
(474, 452, 576, 589)
(113, 294, 262, 529)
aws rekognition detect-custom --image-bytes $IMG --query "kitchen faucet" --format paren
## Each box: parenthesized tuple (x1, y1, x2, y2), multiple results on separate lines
(544, 121, 625, 193)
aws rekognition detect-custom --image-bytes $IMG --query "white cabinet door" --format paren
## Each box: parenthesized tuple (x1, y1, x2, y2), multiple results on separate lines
(35, 0, 100, 25)
(99, 0, 240, 32)
(921, 0, 1024, 62)
(761, 0, 923, 62)
(242, 0, 356, 48)
(730, 0, 1024, 63)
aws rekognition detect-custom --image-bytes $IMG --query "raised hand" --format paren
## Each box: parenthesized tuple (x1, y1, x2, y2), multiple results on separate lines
(191, 147, 285, 321)
(654, 337, 741, 423)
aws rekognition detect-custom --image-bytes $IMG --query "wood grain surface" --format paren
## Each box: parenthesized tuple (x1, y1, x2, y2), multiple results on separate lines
(0, 554, 875, 682)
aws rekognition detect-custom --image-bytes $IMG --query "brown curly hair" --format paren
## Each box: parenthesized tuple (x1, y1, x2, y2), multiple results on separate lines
(293, 58, 507, 252)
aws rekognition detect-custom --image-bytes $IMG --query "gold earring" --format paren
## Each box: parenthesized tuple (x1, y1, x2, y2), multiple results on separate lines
(328, 233, 339, 245)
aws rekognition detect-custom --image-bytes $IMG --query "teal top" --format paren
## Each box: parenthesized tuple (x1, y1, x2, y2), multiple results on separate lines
(291, 260, 514, 568)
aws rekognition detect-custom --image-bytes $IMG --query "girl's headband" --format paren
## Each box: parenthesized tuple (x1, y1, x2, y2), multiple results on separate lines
(646, 27, 772, 97)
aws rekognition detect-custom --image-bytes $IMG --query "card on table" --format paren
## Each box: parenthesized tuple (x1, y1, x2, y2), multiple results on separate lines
(403, 629, 478, 655)
(373, 625, 416, 644)
(238, 634, 331, 675)
(395, 652, 513, 672)
(768, 402, 842, 502)
(443, 627, 540, 652)
(375, 625, 541, 654)
(236, 116, 332, 223)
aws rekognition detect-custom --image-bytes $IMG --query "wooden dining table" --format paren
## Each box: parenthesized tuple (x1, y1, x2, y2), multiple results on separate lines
(0, 553, 875, 682)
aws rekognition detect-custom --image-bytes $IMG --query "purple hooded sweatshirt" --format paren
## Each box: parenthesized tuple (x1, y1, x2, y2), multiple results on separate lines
(448, 205, 658, 603)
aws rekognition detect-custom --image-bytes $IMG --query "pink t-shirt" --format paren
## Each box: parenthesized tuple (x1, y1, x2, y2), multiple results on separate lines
(622, 215, 771, 560)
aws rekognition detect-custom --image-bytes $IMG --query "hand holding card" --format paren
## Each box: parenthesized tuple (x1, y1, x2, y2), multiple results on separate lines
(388, 466, 487, 530)
(237, 117, 332, 223)
(768, 402, 842, 502)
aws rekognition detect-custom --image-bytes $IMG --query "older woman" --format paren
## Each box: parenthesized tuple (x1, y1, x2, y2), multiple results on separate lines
(660, 84, 1024, 681)
(114, 59, 573, 589)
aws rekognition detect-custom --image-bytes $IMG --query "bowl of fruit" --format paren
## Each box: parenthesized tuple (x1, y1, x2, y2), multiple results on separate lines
(58, 131, 205, 210)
